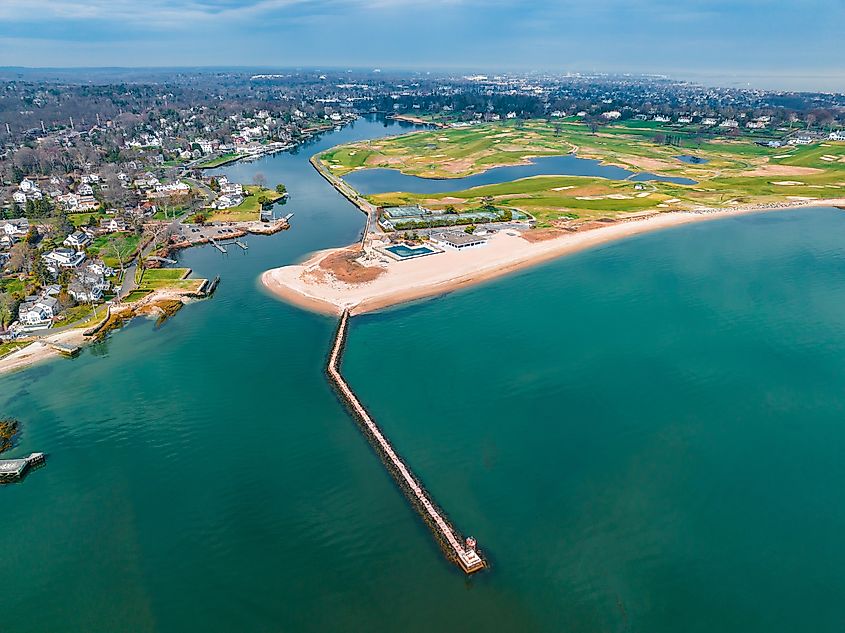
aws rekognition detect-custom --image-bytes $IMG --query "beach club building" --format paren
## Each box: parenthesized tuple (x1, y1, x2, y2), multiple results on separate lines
(430, 231, 487, 251)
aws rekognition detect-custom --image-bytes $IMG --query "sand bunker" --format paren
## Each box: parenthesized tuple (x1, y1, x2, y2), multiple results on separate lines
(742, 164, 823, 177)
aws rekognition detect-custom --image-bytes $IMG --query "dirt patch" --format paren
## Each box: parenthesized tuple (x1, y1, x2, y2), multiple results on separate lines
(623, 156, 680, 172)
(741, 164, 824, 176)
(319, 249, 386, 284)
(441, 158, 475, 174)
(519, 229, 564, 243)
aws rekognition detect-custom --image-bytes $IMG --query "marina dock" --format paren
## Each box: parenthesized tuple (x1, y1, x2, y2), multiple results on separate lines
(327, 310, 485, 574)
(0, 452, 46, 483)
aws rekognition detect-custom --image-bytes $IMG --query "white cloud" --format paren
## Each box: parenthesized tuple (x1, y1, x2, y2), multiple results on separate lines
(0, 0, 487, 24)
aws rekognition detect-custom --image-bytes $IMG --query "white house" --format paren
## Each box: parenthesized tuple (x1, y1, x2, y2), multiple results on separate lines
(77, 183, 94, 196)
(720, 119, 739, 128)
(602, 111, 622, 120)
(215, 194, 244, 209)
(63, 230, 92, 250)
(12, 191, 26, 205)
(100, 217, 129, 233)
(1, 218, 29, 239)
(220, 182, 243, 197)
(43, 248, 86, 272)
(829, 131, 845, 141)
(18, 296, 58, 328)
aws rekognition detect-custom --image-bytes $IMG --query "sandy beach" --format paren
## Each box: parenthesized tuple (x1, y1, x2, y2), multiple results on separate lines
(262, 200, 845, 316)
(0, 328, 89, 376)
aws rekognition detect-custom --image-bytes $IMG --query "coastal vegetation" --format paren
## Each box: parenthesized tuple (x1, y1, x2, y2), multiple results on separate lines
(0, 417, 19, 454)
(321, 120, 845, 227)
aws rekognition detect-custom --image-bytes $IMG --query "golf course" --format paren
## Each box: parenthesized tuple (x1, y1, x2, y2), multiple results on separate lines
(319, 119, 845, 226)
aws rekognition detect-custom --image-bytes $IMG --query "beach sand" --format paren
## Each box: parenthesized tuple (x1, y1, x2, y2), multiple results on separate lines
(0, 328, 88, 376)
(261, 201, 845, 316)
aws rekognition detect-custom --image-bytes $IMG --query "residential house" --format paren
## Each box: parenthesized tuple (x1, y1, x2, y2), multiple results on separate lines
(63, 230, 92, 250)
(99, 218, 129, 233)
(17, 296, 58, 328)
(215, 194, 243, 209)
(43, 248, 86, 274)
(1, 218, 29, 240)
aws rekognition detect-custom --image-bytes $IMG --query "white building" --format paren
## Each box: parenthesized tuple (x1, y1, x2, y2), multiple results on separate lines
(430, 231, 488, 251)
(18, 296, 58, 328)
(1, 218, 29, 239)
(43, 248, 86, 273)
(63, 230, 92, 250)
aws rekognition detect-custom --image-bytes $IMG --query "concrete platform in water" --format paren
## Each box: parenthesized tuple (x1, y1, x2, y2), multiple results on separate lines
(0, 452, 46, 483)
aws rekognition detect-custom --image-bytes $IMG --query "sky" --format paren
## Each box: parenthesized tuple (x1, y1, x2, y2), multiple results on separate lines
(0, 0, 843, 91)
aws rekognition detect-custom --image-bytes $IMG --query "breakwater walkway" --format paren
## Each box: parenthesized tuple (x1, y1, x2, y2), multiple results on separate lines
(327, 310, 486, 574)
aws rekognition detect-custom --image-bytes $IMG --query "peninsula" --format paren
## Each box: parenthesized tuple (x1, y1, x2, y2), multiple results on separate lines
(263, 119, 845, 314)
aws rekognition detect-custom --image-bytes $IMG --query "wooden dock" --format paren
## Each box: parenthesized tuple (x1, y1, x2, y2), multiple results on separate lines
(327, 310, 485, 574)
(208, 237, 227, 254)
(0, 452, 46, 483)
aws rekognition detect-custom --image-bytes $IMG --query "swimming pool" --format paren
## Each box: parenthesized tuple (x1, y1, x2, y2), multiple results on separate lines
(386, 244, 437, 259)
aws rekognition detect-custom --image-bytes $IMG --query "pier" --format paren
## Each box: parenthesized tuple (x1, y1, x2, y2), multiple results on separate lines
(327, 310, 485, 574)
(0, 452, 46, 483)
(208, 237, 227, 254)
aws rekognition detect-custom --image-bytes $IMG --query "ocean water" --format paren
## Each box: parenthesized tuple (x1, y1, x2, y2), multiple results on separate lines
(3, 116, 845, 631)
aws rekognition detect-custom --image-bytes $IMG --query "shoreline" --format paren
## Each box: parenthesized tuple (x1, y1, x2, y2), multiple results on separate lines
(0, 284, 212, 376)
(261, 199, 845, 317)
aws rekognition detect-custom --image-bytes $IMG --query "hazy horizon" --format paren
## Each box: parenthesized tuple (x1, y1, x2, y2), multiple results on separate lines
(0, 1, 843, 93)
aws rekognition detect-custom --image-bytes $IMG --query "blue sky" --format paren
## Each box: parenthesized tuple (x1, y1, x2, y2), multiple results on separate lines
(0, 0, 843, 90)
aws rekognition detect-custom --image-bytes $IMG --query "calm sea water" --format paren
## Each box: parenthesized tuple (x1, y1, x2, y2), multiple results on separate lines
(3, 116, 845, 632)
(343, 154, 696, 195)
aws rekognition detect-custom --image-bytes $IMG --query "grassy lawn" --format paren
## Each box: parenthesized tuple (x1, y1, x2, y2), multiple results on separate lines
(71, 308, 109, 329)
(319, 119, 845, 227)
(142, 268, 190, 281)
(197, 153, 240, 169)
(87, 233, 141, 268)
(54, 304, 100, 326)
(0, 276, 28, 295)
(137, 268, 204, 293)
(205, 186, 284, 222)
(124, 289, 152, 303)
(68, 212, 106, 228)
(0, 341, 31, 359)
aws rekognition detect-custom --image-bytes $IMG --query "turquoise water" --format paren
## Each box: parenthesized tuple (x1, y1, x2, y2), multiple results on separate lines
(3, 115, 845, 631)
(386, 244, 436, 258)
(343, 154, 697, 194)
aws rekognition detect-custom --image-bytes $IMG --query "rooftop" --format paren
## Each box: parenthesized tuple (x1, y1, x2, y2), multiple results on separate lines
(431, 231, 487, 246)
